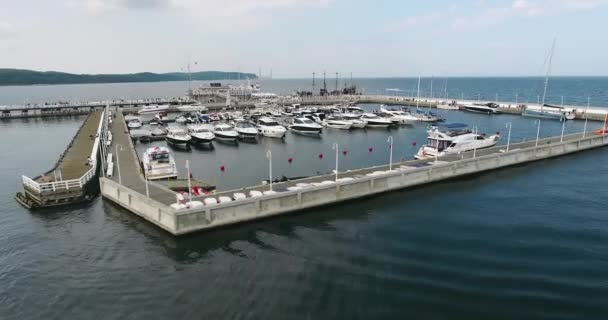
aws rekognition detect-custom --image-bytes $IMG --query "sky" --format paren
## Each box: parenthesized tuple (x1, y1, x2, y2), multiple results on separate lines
(0, 0, 607, 77)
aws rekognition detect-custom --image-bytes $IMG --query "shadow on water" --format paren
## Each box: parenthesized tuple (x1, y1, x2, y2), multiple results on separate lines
(191, 143, 215, 151)
(102, 146, 608, 264)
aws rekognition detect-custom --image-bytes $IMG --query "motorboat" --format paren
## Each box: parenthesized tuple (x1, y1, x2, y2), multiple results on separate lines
(138, 104, 169, 114)
(360, 113, 392, 128)
(346, 106, 364, 113)
(380, 108, 417, 124)
(256, 117, 287, 138)
(177, 103, 207, 113)
(175, 113, 197, 124)
(234, 120, 258, 140)
(187, 124, 215, 144)
(413, 109, 440, 122)
(153, 111, 170, 124)
(462, 102, 501, 114)
(414, 123, 500, 159)
(341, 113, 367, 129)
(142, 146, 178, 180)
(209, 113, 221, 122)
(522, 104, 575, 120)
(127, 118, 143, 129)
(322, 115, 353, 130)
(289, 117, 323, 135)
(213, 123, 239, 142)
(165, 127, 191, 147)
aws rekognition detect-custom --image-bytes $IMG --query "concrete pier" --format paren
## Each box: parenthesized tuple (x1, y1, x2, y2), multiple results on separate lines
(16, 111, 105, 208)
(99, 125, 608, 235)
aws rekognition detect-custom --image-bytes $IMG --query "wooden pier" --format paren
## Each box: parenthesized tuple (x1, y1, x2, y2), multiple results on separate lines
(16, 111, 105, 208)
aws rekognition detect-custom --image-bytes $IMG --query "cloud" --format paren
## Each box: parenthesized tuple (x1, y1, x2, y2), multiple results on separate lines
(66, 0, 333, 29)
(388, 0, 608, 32)
(0, 21, 16, 38)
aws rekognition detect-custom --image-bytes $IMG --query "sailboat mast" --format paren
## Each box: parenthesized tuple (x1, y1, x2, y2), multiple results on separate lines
(541, 38, 557, 107)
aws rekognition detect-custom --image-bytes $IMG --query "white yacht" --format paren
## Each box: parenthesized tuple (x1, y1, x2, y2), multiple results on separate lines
(256, 117, 287, 138)
(187, 124, 214, 144)
(462, 102, 501, 114)
(177, 103, 208, 113)
(175, 113, 197, 124)
(380, 108, 417, 124)
(360, 113, 392, 128)
(165, 127, 191, 147)
(413, 110, 440, 122)
(289, 117, 323, 135)
(341, 113, 367, 128)
(323, 115, 353, 130)
(138, 104, 169, 114)
(414, 123, 500, 159)
(213, 123, 239, 142)
(234, 120, 258, 140)
(127, 118, 143, 129)
(142, 146, 178, 180)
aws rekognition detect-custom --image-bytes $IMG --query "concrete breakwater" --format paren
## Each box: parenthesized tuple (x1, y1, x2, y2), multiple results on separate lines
(100, 130, 608, 236)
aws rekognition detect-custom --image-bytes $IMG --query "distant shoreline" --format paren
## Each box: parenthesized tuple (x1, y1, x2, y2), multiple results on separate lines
(0, 68, 257, 86)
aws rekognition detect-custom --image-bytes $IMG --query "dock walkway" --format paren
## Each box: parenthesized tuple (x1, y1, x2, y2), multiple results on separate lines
(107, 112, 177, 205)
(37, 111, 103, 182)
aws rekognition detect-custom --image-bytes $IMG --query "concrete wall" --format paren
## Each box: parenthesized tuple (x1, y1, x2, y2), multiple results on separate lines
(100, 177, 176, 233)
(171, 134, 608, 235)
(101, 133, 608, 236)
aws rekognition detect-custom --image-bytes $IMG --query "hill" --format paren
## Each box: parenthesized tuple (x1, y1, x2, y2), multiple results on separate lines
(0, 69, 258, 86)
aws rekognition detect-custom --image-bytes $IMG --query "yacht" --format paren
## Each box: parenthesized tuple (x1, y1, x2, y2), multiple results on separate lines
(187, 124, 215, 144)
(177, 103, 207, 113)
(138, 104, 169, 114)
(213, 123, 239, 142)
(360, 113, 392, 128)
(380, 108, 417, 124)
(153, 112, 170, 124)
(127, 118, 143, 129)
(522, 104, 575, 120)
(289, 117, 323, 135)
(323, 115, 353, 130)
(346, 106, 365, 113)
(165, 127, 191, 147)
(413, 109, 440, 122)
(414, 123, 500, 159)
(256, 117, 287, 138)
(234, 120, 258, 140)
(209, 113, 221, 122)
(175, 113, 197, 124)
(462, 102, 501, 114)
(142, 146, 178, 180)
(436, 101, 460, 110)
(341, 113, 367, 129)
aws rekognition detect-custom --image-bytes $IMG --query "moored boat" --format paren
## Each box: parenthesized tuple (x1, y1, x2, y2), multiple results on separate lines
(414, 123, 500, 159)
(165, 127, 191, 147)
(256, 117, 287, 138)
(142, 146, 178, 180)
(187, 124, 215, 144)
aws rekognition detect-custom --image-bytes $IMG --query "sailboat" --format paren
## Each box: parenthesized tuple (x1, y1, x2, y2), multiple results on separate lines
(522, 38, 575, 121)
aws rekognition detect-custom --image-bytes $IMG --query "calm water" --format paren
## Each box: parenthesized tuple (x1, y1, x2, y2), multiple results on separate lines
(1, 79, 608, 319)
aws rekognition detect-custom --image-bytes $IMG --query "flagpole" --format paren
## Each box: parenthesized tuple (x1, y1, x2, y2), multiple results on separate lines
(186, 160, 192, 203)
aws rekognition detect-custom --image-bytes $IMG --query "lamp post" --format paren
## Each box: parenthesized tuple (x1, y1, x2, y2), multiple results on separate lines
(472, 126, 478, 158)
(583, 96, 589, 138)
(115, 144, 123, 185)
(534, 119, 541, 147)
(561, 118, 566, 143)
(387, 136, 394, 171)
(505, 122, 512, 152)
(266, 150, 273, 191)
(332, 142, 339, 182)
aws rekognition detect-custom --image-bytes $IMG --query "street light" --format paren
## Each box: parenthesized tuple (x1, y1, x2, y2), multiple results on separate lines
(387, 136, 394, 170)
(115, 144, 123, 185)
(332, 142, 339, 182)
(185, 160, 192, 202)
(266, 150, 273, 191)
(560, 117, 566, 143)
(534, 119, 541, 147)
(472, 126, 478, 158)
(505, 122, 512, 152)
(583, 96, 590, 138)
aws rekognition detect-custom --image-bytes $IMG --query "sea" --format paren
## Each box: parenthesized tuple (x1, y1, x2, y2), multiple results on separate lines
(1, 78, 608, 319)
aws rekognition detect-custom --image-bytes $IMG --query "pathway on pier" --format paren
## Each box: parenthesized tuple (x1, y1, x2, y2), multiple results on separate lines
(108, 112, 177, 205)
(36, 111, 102, 183)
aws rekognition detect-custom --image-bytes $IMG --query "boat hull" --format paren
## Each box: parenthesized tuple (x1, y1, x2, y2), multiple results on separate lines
(190, 134, 214, 144)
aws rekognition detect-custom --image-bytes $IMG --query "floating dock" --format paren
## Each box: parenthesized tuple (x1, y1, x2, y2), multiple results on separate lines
(98, 114, 608, 235)
(16, 110, 105, 208)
